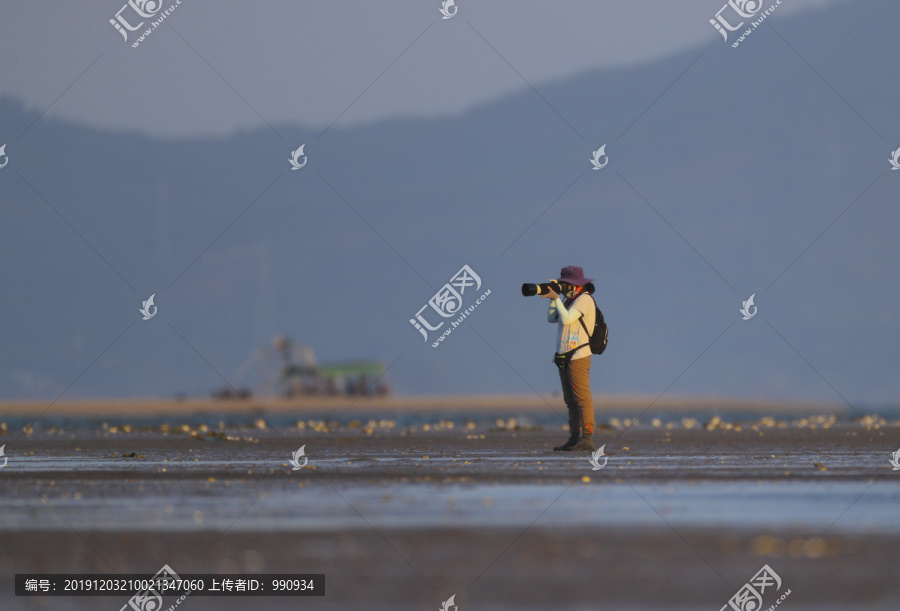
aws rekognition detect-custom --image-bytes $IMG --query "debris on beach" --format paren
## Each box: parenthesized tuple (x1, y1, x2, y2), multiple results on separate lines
(190, 430, 253, 442)
(491, 418, 542, 432)
(751, 535, 832, 558)
(703, 416, 743, 431)
(705, 416, 723, 430)
(795, 415, 837, 429)
(304, 419, 333, 433)
(607, 418, 640, 430)
(857, 414, 888, 430)
(9, 409, 900, 443)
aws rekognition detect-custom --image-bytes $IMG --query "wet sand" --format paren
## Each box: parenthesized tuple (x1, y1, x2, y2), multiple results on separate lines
(2, 412, 900, 610)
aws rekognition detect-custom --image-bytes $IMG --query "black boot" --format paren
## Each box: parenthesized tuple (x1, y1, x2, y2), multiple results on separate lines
(553, 433, 579, 452)
(553, 409, 582, 451)
(568, 432, 594, 452)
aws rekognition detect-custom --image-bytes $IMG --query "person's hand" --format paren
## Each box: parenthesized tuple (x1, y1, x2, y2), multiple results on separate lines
(544, 288, 559, 300)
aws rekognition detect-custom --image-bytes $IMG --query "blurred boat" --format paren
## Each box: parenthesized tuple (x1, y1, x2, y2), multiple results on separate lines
(215, 335, 389, 399)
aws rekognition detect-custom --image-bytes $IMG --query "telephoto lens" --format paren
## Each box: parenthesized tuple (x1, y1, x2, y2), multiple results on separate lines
(521, 281, 562, 297)
(522, 281, 594, 296)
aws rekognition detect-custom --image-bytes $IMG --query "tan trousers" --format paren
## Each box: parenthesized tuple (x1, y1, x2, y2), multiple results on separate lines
(558, 355, 594, 435)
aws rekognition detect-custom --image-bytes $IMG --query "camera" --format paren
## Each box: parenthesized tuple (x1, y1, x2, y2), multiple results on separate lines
(521, 280, 595, 297)
(521, 281, 563, 297)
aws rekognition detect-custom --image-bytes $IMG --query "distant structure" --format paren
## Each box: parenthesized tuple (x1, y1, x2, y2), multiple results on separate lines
(217, 336, 389, 399)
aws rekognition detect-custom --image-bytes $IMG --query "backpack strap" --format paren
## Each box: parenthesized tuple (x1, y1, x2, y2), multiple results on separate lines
(577, 294, 595, 339)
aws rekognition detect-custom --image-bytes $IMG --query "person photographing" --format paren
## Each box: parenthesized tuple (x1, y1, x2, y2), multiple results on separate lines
(536, 266, 597, 451)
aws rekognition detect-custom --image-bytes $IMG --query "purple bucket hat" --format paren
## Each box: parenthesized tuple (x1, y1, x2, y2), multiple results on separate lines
(558, 266, 592, 286)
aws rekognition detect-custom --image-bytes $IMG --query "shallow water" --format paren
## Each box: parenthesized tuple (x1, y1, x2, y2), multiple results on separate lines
(4, 480, 895, 533)
(3, 464, 897, 533)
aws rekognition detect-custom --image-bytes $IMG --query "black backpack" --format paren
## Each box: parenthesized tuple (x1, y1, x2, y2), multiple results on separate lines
(578, 295, 608, 355)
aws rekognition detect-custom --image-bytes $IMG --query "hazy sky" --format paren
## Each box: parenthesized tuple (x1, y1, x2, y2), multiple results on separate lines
(1, 0, 847, 137)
